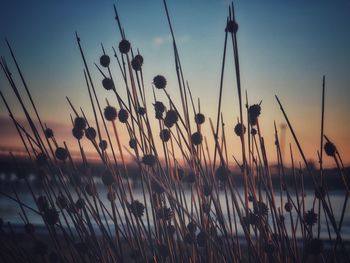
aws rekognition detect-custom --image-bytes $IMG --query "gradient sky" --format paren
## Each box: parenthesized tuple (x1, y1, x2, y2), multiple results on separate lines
(0, 0, 349, 167)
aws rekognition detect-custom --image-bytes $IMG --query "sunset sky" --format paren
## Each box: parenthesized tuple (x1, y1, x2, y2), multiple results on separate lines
(0, 0, 349, 167)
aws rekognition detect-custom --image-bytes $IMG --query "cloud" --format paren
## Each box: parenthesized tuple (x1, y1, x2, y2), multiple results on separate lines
(152, 34, 189, 47)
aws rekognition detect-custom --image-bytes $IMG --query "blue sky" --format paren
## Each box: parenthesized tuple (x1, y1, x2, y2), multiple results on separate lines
(0, 0, 349, 165)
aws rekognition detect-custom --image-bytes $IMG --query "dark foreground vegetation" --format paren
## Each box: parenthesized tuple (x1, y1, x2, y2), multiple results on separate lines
(0, 1, 349, 262)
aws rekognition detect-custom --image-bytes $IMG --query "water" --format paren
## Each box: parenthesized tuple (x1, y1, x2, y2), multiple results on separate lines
(0, 183, 349, 240)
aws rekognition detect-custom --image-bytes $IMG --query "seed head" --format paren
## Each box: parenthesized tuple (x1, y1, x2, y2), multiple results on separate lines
(153, 75, 167, 89)
(99, 140, 108, 150)
(215, 165, 230, 182)
(234, 123, 246, 136)
(100, 54, 110, 67)
(195, 113, 205, 124)
(131, 55, 143, 71)
(142, 154, 156, 166)
(324, 141, 336, 157)
(55, 147, 68, 161)
(102, 170, 115, 186)
(44, 128, 54, 138)
(191, 132, 203, 145)
(284, 202, 292, 212)
(85, 183, 96, 196)
(160, 129, 171, 142)
(118, 109, 129, 123)
(304, 209, 318, 226)
(137, 106, 146, 116)
(104, 106, 117, 121)
(154, 101, 166, 113)
(226, 20, 238, 33)
(187, 221, 197, 233)
(129, 139, 137, 149)
(248, 104, 261, 126)
(118, 39, 131, 54)
(251, 128, 257, 136)
(129, 200, 145, 218)
(44, 208, 59, 226)
(164, 110, 178, 128)
(102, 78, 115, 90)
(157, 207, 173, 221)
(85, 127, 97, 140)
(74, 117, 86, 130)
(72, 127, 84, 140)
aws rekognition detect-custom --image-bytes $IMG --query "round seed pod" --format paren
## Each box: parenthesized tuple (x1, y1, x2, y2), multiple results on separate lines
(129, 139, 137, 149)
(155, 111, 163, 120)
(226, 20, 238, 33)
(187, 221, 197, 233)
(118, 109, 129, 123)
(160, 129, 171, 142)
(72, 127, 84, 140)
(55, 147, 68, 161)
(56, 195, 68, 209)
(137, 106, 146, 116)
(191, 132, 203, 145)
(153, 75, 167, 89)
(104, 106, 117, 121)
(142, 154, 156, 166)
(203, 183, 211, 196)
(85, 127, 97, 140)
(102, 170, 115, 186)
(100, 54, 110, 67)
(216, 165, 230, 182)
(99, 140, 108, 150)
(102, 78, 115, 91)
(177, 168, 185, 180)
(37, 196, 49, 212)
(107, 190, 116, 201)
(234, 123, 246, 137)
(44, 128, 54, 138)
(284, 202, 292, 212)
(304, 210, 318, 226)
(154, 101, 166, 113)
(164, 110, 178, 128)
(118, 39, 131, 54)
(248, 104, 261, 126)
(195, 113, 205, 125)
(129, 200, 145, 218)
(131, 55, 143, 71)
(24, 223, 35, 234)
(74, 117, 86, 130)
(36, 153, 48, 167)
(185, 172, 196, 184)
(75, 198, 85, 210)
(157, 207, 173, 221)
(44, 208, 59, 226)
(324, 141, 336, 157)
(33, 240, 48, 255)
(251, 128, 257, 136)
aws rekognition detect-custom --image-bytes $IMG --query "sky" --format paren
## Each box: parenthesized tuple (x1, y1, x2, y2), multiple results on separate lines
(0, 0, 349, 167)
